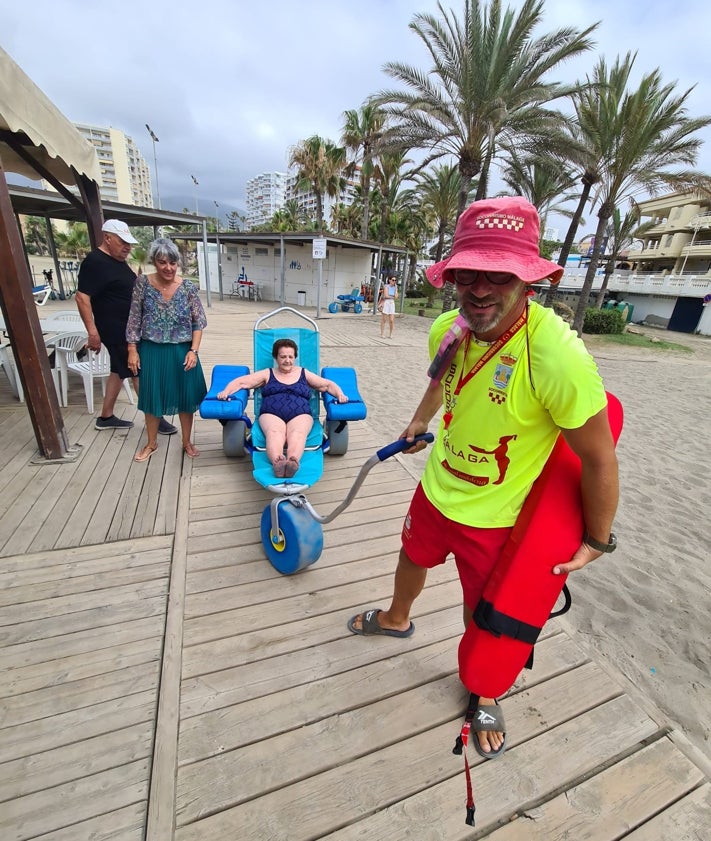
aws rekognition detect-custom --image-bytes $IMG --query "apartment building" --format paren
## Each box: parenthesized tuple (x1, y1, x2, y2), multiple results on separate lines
(73, 124, 153, 207)
(285, 166, 360, 229)
(245, 172, 286, 229)
(635, 191, 711, 276)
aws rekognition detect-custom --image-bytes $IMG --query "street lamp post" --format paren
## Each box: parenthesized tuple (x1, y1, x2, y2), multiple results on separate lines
(191, 175, 199, 215)
(145, 124, 161, 209)
(214, 200, 219, 232)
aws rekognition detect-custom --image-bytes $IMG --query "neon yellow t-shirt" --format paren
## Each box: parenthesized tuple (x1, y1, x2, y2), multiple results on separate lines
(421, 302, 607, 527)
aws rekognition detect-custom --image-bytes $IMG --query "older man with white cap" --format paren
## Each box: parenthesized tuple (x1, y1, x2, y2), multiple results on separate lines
(348, 197, 619, 761)
(76, 220, 176, 434)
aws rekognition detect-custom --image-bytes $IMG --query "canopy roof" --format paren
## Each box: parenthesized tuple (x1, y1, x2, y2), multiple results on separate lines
(0, 46, 100, 185)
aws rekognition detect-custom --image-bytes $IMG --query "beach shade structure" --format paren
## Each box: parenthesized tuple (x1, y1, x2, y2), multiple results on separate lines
(0, 46, 102, 460)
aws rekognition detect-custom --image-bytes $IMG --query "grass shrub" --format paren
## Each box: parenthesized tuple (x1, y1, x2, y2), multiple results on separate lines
(583, 307, 625, 334)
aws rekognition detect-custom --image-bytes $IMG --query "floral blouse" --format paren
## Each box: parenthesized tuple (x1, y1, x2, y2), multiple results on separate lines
(126, 275, 207, 344)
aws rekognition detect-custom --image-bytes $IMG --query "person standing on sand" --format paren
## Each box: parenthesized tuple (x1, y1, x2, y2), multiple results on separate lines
(348, 196, 619, 760)
(379, 275, 398, 338)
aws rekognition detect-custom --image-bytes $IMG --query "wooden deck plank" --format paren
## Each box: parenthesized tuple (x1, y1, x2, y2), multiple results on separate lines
(0, 560, 170, 606)
(0, 546, 171, 589)
(25, 421, 120, 553)
(29, 803, 146, 841)
(0, 691, 156, 763)
(128, 438, 182, 538)
(622, 783, 711, 840)
(0, 614, 166, 669)
(174, 693, 658, 840)
(0, 412, 95, 554)
(0, 661, 160, 728)
(0, 534, 172, 573)
(177, 632, 584, 765)
(3, 636, 163, 697)
(0, 760, 150, 841)
(0, 721, 155, 801)
(80, 422, 147, 545)
(482, 738, 705, 840)
(180, 601, 463, 718)
(0, 578, 168, 626)
(0, 594, 168, 646)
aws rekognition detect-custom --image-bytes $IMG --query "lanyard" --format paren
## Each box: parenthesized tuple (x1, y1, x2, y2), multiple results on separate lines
(442, 307, 527, 430)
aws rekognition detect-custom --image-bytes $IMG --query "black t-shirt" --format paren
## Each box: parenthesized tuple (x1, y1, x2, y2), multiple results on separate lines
(77, 249, 136, 343)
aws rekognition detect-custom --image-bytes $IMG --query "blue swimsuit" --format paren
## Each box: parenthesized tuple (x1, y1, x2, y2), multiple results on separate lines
(260, 368, 311, 422)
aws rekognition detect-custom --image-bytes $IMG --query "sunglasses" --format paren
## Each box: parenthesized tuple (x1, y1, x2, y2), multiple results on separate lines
(453, 270, 517, 286)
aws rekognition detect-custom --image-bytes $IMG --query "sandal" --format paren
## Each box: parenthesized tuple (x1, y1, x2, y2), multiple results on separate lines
(284, 457, 300, 478)
(472, 699, 506, 759)
(135, 444, 157, 462)
(183, 442, 200, 458)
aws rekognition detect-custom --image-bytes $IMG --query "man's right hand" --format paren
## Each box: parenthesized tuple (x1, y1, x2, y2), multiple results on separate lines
(400, 420, 431, 453)
(87, 329, 102, 352)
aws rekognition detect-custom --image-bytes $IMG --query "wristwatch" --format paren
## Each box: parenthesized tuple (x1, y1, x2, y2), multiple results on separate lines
(583, 529, 617, 553)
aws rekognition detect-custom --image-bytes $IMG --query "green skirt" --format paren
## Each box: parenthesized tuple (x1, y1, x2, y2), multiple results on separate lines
(137, 340, 207, 417)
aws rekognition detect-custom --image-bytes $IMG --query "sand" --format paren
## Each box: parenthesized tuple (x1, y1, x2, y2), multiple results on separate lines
(321, 311, 711, 761)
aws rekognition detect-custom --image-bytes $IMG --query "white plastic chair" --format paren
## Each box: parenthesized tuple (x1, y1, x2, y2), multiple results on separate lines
(0, 344, 23, 400)
(64, 344, 134, 413)
(50, 332, 90, 406)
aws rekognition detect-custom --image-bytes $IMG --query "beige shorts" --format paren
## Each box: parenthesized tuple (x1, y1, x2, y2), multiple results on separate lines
(382, 300, 395, 315)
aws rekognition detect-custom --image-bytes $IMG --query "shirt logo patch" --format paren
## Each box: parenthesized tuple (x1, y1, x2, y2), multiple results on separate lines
(493, 363, 513, 390)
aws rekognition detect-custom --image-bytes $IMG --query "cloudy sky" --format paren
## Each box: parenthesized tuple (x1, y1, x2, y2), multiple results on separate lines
(2, 0, 710, 230)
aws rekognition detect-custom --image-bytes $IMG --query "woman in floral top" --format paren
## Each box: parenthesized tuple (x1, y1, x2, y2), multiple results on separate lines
(127, 238, 207, 461)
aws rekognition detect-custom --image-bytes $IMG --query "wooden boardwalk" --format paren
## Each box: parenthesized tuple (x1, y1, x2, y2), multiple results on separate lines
(0, 298, 709, 840)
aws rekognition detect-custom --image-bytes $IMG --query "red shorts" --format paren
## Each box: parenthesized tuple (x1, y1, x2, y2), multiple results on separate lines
(402, 483, 512, 609)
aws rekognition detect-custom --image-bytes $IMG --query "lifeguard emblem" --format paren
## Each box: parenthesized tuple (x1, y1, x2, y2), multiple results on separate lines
(493, 353, 516, 390)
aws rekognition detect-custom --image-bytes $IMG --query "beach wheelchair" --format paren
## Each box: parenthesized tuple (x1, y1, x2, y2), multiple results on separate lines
(200, 306, 432, 574)
(328, 287, 364, 314)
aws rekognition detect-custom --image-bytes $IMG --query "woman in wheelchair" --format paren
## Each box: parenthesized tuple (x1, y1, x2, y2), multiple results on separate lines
(217, 338, 347, 478)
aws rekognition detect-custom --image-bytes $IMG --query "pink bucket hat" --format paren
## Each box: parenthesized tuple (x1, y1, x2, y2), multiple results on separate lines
(426, 196, 564, 288)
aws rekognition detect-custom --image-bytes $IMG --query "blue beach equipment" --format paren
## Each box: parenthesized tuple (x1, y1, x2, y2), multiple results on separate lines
(200, 306, 432, 574)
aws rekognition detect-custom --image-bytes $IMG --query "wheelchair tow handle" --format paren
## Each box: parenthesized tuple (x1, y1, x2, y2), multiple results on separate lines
(376, 432, 434, 462)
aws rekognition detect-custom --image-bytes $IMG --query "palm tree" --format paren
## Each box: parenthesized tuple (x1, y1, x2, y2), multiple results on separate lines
(288, 135, 347, 231)
(570, 53, 711, 335)
(342, 104, 386, 240)
(54, 222, 90, 260)
(414, 163, 465, 310)
(415, 163, 462, 263)
(371, 149, 411, 243)
(374, 0, 597, 218)
(498, 153, 579, 234)
(23, 215, 50, 255)
(271, 199, 308, 232)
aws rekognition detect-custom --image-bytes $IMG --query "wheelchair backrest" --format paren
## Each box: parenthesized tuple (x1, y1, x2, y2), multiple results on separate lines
(253, 326, 321, 418)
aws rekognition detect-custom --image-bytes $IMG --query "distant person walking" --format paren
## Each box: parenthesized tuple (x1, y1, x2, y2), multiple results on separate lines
(76, 219, 177, 436)
(379, 275, 398, 338)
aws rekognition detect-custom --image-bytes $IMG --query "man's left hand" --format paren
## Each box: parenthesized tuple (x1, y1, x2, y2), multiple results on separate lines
(553, 543, 602, 575)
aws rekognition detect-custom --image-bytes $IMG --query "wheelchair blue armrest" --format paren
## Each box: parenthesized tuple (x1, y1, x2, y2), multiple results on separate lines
(200, 364, 251, 420)
(321, 367, 367, 421)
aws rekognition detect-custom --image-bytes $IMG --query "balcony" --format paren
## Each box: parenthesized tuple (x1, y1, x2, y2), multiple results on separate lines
(558, 269, 711, 299)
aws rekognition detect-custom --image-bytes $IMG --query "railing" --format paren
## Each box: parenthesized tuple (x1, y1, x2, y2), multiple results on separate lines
(559, 269, 711, 298)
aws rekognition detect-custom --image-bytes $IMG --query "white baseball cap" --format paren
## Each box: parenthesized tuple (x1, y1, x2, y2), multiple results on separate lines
(101, 219, 137, 244)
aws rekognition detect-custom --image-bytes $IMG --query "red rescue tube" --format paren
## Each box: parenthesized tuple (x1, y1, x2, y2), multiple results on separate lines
(458, 393, 624, 698)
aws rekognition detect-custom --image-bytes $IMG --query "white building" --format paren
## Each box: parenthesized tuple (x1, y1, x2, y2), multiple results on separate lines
(285, 166, 359, 229)
(245, 171, 286, 229)
(73, 124, 153, 207)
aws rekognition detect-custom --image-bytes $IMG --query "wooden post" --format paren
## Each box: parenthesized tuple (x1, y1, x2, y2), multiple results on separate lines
(0, 158, 71, 460)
